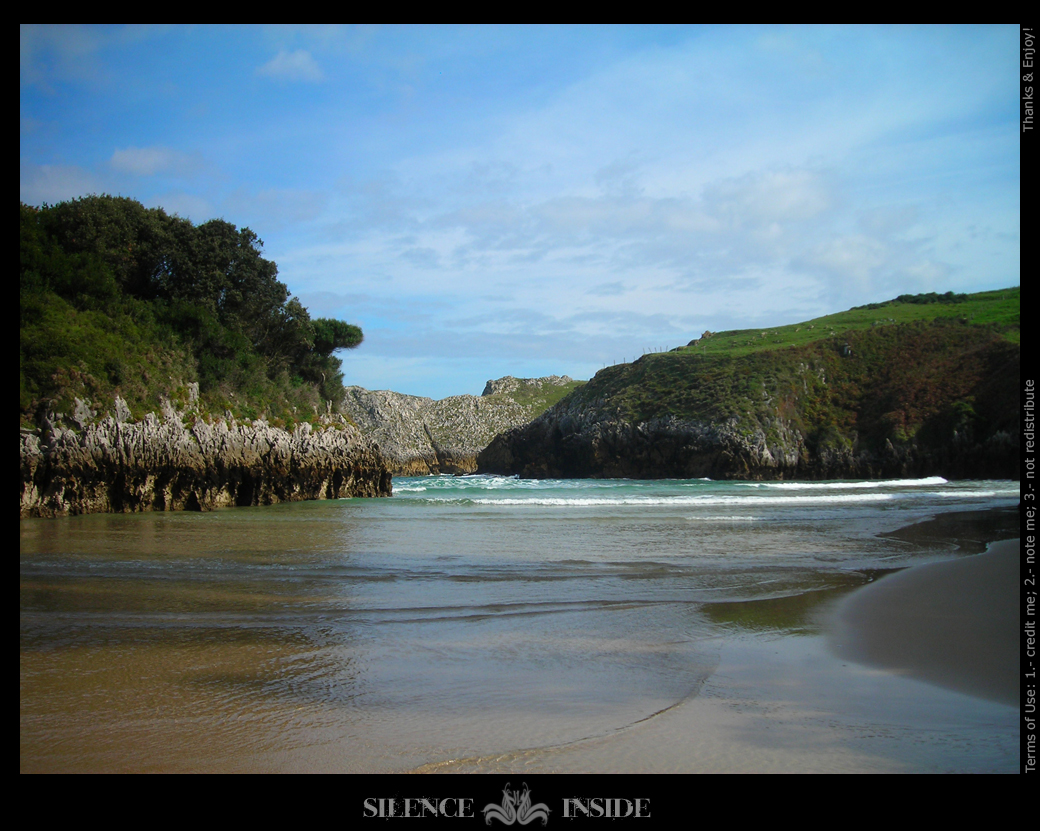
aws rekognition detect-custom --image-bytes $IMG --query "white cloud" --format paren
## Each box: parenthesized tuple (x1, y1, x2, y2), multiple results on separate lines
(257, 49, 324, 83)
(20, 24, 105, 89)
(587, 281, 627, 297)
(19, 162, 103, 205)
(109, 146, 203, 177)
(18, 26, 1019, 399)
(224, 188, 329, 232)
(702, 169, 833, 229)
(903, 260, 951, 287)
(802, 234, 890, 288)
(20, 24, 165, 90)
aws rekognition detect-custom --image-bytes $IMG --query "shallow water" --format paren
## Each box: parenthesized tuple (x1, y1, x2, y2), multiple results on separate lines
(20, 476, 1020, 773)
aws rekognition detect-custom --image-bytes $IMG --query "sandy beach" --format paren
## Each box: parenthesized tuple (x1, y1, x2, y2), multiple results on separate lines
(829, 538, 1019, 706)
(21, 483, 1021, 774)
(417, 530, 1022, 774)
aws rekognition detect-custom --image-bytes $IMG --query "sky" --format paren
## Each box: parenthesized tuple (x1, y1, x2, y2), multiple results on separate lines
(20, 25, 1021, 400)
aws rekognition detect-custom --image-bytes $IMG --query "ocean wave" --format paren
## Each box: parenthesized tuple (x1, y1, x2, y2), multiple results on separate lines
(463, 493, 900, 506)
(737, 477, 948, 490)
(391, 476, 1018, 508)
(395, 475, 571, 490)
(934, 490, 1011, 498)
(688, 515, 760, 521)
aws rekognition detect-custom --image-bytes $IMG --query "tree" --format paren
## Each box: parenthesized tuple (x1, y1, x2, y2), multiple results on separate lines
(21, 195, 367, 422)
(39, 194, 170, 299)
(312, 318, 363, 357)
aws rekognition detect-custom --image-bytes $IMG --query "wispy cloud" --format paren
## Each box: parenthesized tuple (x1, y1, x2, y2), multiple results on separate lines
(19, 161, 103, 205)
(20, 24, 164, 90)
(109, 146, 204, 177)
(19, 25, 1020, 398)
(20, 24, 107, 89)
(257, 48, 324, 82)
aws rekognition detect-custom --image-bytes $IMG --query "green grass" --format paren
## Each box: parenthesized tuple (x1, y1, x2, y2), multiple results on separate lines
(495, 379, 586, 414)
(676, 287, 1019, 358)
(550, 287, 1020, 460)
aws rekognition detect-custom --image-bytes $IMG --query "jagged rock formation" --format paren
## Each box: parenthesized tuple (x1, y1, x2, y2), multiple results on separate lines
(478, 325, 1019, 481)
(20, 397, 392, 518)
(478, 406, 1017, 481)
(341, 376, 577, 475)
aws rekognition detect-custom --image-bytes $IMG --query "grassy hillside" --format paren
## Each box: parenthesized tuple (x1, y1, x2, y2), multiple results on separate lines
(557, 288, 1019, 463)
(678, 288, 1019, 358)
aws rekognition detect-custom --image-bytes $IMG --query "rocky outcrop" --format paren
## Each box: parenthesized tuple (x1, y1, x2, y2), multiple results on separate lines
(478, 409, 793, 480)
(480, 376, 570, 397)
(20, 398, 392, 518)
(341, 376, 577, 475)
(478, 327, 1019, 481)
(478, 406, 1017, 481)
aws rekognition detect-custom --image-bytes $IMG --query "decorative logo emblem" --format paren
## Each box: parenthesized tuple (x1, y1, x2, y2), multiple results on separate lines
(483, 783, 551, 826)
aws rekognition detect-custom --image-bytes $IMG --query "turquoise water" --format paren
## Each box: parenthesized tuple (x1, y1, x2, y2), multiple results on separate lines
(20, 476, 1020, 773)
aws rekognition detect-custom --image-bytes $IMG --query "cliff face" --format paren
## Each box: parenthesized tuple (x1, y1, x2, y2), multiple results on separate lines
(478, 325, 1019, 481)
(478, 407, 1017, 481)
(20, 398, 392, 518)
(341, 376, 578, 475)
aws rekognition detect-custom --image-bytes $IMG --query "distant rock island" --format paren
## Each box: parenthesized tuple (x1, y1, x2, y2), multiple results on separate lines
(341, 376, 582, 475)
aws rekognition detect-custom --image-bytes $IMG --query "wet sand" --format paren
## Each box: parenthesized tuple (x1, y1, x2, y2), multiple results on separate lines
(21, 502, 1021, 774)
(418, 522, 1022, 774)
(828, 538, 1019, 706)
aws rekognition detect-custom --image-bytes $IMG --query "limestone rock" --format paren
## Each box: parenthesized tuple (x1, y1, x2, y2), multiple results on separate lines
(477, 392, 1018, 482)
(341, 376, 577, 475)
(20, 408, 392, 519)
(481, 375, 573, 396)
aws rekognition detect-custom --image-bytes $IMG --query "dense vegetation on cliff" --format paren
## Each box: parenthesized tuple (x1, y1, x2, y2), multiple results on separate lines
(677, 288, 1018, 359)
(20, 196, 362, 430)
(609, 288, 1018, 432)
(479, 288, 1020, 480)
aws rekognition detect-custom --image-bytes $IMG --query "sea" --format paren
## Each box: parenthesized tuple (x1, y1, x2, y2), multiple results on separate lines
(20, 475, 1021, 774)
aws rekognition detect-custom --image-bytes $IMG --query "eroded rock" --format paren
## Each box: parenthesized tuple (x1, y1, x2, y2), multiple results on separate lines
(20, 409, 391, 518)
(341, 376, 576, 475)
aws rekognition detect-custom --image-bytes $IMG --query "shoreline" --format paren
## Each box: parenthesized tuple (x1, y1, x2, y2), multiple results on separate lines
(827, 537, 1020, 706)
(21, 500, 1021, 774)
(403, 509, 1021, 774)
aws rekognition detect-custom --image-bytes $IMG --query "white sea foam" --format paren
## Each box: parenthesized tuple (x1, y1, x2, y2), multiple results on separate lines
(935, 490, 1007, 498)
(738, 477, 948, 490)
(689, 515, 760, 522)
(20, 471, 1021, 776)
(393, 476, 1018, 510)
(467, 493, 899, 507)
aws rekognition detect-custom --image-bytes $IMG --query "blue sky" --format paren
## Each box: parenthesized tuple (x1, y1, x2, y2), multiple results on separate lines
(20, 25, 1020, 399)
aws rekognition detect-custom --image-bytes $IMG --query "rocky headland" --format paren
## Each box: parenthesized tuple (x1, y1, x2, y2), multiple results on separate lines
(478, 399, 1017, 481)
(479, 316, 1019, 481)
(341, 376, 580, 475)
(20, 392, 392, 519)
